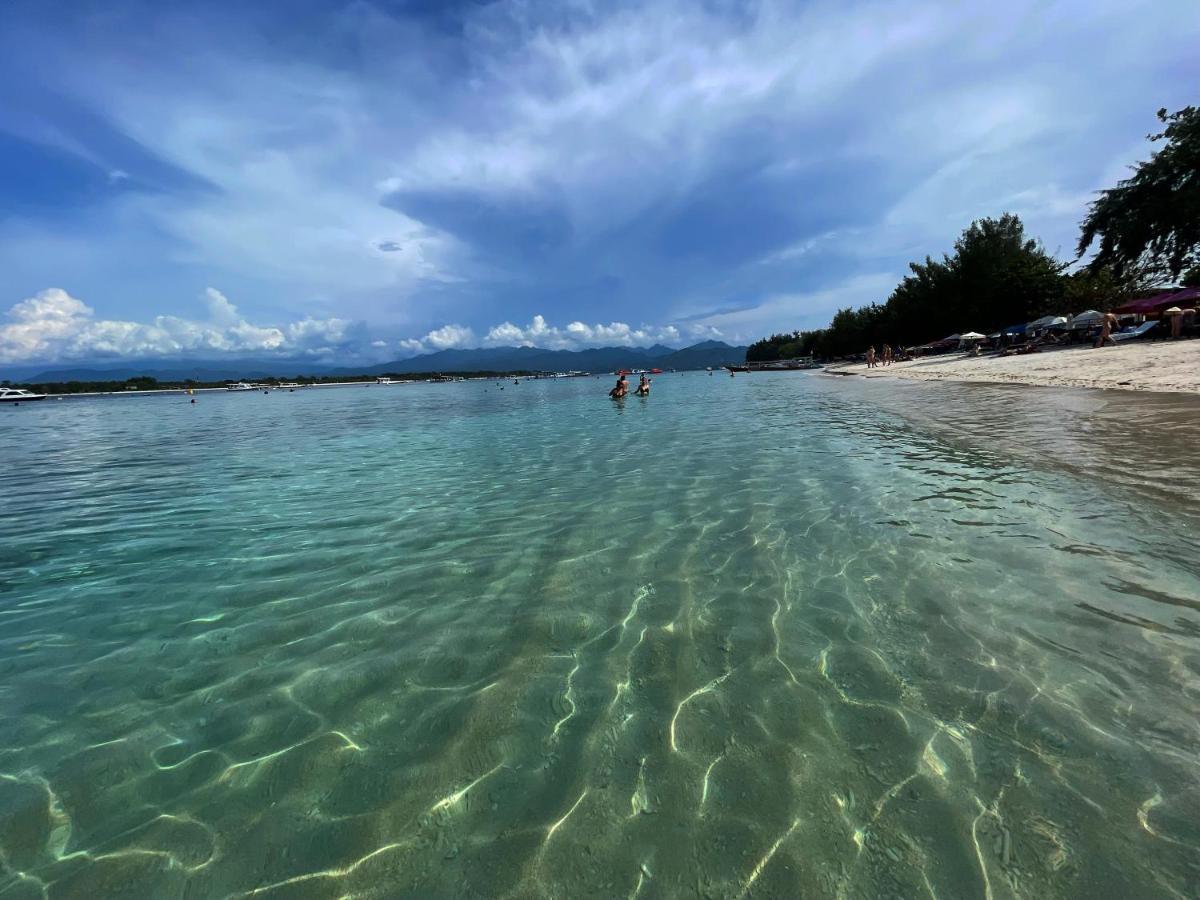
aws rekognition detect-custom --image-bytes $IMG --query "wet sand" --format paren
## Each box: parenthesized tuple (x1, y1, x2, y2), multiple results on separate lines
(830, 340, 1200, 394)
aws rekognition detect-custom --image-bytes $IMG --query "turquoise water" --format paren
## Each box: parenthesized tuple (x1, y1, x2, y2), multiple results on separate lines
(2, 374, 1199, 899)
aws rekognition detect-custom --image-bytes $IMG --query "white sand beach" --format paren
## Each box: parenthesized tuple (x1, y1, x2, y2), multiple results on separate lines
(828, 340, 1200, 394)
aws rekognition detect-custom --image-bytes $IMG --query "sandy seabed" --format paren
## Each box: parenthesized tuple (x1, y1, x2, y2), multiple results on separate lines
(832, 340, 1200, 394)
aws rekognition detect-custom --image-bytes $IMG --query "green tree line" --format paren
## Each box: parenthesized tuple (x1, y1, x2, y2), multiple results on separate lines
(749, 104, 1199, 362)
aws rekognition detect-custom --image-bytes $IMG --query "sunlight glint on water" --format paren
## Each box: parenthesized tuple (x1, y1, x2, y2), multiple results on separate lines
(1, 373, 1198, 898)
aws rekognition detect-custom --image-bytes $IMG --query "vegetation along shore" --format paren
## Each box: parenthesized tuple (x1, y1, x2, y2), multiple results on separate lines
(748, 104, 1200, 395)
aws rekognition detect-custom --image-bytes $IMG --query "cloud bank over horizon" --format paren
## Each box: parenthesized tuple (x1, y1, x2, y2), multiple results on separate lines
(0, 289, 728, 366)
(1, 0, 1196, 364)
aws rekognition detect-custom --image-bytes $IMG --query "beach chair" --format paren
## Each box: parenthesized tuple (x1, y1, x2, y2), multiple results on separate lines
(1111, 321, 1158, 342)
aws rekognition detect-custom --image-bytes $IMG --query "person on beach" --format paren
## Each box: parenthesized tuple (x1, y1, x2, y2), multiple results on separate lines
(1095, 313, 1119, 348)
(1169, 312, 1183, 339)
(866, 346, 876, 368)
(882, 344, 892, 366)
(609, 374, 628, 399)
(635, 374, 651, 396)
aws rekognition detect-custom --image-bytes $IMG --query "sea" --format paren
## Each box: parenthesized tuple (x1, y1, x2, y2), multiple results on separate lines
(2, 372, 1198, 899)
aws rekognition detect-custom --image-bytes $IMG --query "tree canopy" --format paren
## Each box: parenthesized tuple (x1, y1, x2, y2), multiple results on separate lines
(750, 103, 1197, 363)
(1078, 106, 1200, 280)
(748, 214, 1064, 360)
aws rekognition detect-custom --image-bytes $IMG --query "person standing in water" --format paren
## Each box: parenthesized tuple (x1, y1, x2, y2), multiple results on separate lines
(609, 373, 628, 399)
(635, 374, 651, 396)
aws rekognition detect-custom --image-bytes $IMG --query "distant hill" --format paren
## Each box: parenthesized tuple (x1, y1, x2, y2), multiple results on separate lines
(10, 341, 749, 383)
(351, 341, 748, 375)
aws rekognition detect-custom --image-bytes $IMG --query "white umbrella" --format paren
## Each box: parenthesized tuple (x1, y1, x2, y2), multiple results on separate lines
(959, 332, 986, 340)
(1163, 306, 1183, 316)
(1070, 310, 1103, 327)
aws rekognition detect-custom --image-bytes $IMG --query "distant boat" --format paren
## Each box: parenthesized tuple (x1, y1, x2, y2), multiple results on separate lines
(649, 368, 663, 374)
(725, 365, 750, 373)
(0, 388, 47, 402)
(376, 377, 395, 385)
(225, 382, 256, 391)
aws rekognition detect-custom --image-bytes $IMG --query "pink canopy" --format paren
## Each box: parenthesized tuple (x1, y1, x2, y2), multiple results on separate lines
(1111, 287, 1200, 317)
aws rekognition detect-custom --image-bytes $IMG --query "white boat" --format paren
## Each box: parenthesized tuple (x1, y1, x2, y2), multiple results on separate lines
(225, 382, 256, 391)
(0, 388, 47, 402)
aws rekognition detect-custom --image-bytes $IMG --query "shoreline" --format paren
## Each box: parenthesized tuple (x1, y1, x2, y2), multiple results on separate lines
(825, 340, 1200, 394)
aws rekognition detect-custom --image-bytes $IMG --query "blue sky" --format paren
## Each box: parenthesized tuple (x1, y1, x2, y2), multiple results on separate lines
(1, 0, 1196, 365)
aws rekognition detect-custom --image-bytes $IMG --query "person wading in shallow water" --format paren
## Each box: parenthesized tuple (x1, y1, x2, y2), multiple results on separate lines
(635, 374, 651, 396)
(609, 373, 628, 399)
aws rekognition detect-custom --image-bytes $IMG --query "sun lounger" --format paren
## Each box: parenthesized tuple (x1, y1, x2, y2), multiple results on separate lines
(1111, 321, 1158, 342)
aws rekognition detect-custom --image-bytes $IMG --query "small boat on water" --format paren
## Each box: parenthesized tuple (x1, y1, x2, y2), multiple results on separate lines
(0, 388, 47, 402)
(225, 382, 256, 391)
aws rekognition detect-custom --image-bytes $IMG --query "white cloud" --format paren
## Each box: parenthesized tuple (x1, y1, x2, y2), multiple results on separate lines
(397, 323, 477, 355)
(484, 315, 682, 350)
(3, 0, 1197, 339)
(393, 314, 698, 356)
(0, 288, 356, 364)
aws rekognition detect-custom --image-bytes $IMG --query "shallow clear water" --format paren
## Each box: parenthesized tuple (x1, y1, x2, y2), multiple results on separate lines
(2, 374, 1199, 899)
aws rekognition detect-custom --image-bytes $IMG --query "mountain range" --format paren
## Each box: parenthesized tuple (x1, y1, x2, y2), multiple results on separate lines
(9, 341, 748, 383)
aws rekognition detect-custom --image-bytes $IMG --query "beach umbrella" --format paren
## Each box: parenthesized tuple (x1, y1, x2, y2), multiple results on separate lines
(1028, 315, 1065, 329)
(959, 332, 986, 340)
(1069, 310, 1102, 327)
(1163, 306, 1183, 316)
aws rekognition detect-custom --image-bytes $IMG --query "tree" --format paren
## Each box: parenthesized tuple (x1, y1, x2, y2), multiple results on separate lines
(1078, 106, 1200, 280)
(1061, 265, 1145, 314)
(745, 214, 1066, 360)
(884, 214, 1063, 342)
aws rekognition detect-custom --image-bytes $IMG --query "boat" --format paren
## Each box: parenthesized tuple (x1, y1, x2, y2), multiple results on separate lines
(649, 368, 663, 375)
(725, 365, 750, 373)
(0, 388, 47, 402)
(225, 382, 256, 391)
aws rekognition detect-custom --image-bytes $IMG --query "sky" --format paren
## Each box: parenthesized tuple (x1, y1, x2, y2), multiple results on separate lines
(1, 0, 1197, 366)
